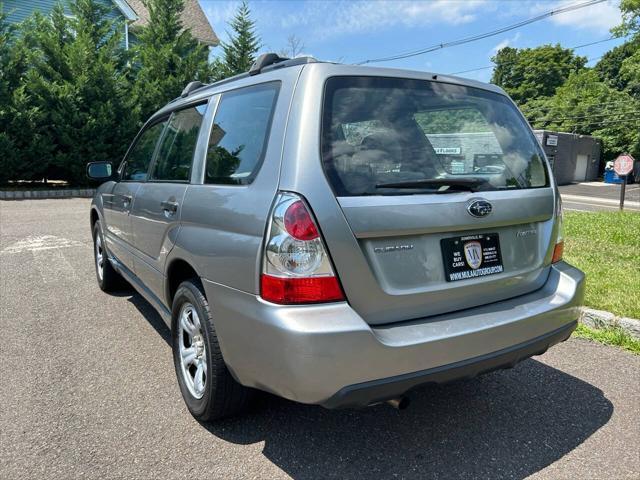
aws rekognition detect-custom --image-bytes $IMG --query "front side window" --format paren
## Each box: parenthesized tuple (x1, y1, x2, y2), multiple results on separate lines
(205, 82, 280, 185)
(321, 76, 549, 196)
(151, 104, 206, 182)
(122, 121, 166, 181)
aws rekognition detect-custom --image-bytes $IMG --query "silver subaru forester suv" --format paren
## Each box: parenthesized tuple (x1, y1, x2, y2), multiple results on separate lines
(88, 54, 585, 420)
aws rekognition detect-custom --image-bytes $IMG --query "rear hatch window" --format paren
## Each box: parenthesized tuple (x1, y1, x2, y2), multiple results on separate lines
(321, 76, 548, 197)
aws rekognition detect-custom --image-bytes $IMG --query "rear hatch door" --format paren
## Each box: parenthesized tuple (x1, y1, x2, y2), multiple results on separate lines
(316, 75, 557, 325)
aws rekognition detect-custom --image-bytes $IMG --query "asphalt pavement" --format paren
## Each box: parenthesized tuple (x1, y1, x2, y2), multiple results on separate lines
(559, 181, 640, 212)
(1, 198, 638, 480)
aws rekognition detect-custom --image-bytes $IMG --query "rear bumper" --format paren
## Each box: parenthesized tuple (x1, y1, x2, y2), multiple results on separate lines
(323, 320, 576, 408)
(203, 261, 585, 407)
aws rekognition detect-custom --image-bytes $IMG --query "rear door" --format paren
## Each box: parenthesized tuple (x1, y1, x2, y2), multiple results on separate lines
(103, 121, 166, 271)
(130, 102, 208, 300)
(282, 70, 558, 325)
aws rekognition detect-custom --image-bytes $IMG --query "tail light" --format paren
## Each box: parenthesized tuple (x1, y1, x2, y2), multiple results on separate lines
(552, 195, 564, 263)
(260, 192, 345, 304)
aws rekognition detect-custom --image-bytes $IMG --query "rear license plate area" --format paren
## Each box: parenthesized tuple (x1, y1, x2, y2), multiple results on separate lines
(441, 233, 503, 282)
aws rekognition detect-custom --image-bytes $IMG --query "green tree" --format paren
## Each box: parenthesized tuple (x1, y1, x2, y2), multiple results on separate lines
(212, 1, 260, 80)
(19, 0, 135, 184)
(0, 5, 53, 184)
(491, 45, 587, 105)
(130, 0, 211, 124)
(0, 6, 26, 183)
(594, 38, 640, 93)
(523, 70, 640, 162)
(614, 0, 640, 99)
(613, 0, 640, 37)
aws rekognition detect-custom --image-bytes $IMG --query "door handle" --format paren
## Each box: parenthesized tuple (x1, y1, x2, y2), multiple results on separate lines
(122, 194, 132, 207)
(161, 200, 179, 214)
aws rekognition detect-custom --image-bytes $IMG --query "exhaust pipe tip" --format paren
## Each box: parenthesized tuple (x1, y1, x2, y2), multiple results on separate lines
(386, 396, 410, 410)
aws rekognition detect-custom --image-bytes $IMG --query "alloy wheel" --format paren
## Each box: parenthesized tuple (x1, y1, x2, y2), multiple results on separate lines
(95, 233, 104, 281)
(177, 303, 207, 399)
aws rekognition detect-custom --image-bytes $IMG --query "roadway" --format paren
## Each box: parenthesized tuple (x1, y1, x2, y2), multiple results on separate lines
(560, 181, 640, 212)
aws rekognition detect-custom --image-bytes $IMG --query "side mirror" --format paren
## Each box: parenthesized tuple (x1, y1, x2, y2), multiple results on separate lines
(86, 161, 115, 182)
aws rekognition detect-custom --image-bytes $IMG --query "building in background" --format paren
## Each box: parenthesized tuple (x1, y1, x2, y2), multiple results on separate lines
(3, 0, 218, 49)
(533, 130, 601, 185)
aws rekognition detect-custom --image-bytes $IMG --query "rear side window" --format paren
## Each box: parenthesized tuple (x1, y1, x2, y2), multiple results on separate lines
(205, 82, 279, 185)
(122, 122, 166, 181)
(151, 104, 207, 182)
(321, 76, 549, 196)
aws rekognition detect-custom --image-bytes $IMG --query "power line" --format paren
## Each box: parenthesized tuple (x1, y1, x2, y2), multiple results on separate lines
(523, 98, 635, 115)
(355, 0, 607, 65)
(450, 54, 604, 76)
(539, 118, 640, 129)
(529, 109, 640, 126)
(529, 108, 640, 125)
(448, 36, 622, 76)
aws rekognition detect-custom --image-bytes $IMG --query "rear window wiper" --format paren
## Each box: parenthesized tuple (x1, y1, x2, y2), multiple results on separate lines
(375, 178, 486, 192)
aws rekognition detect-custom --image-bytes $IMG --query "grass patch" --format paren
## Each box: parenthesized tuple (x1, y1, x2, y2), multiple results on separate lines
(563, 211, 640, 319)
(573, 323, 640, 355)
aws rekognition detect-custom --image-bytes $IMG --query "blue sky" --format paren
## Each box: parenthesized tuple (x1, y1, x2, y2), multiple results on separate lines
(198, 0, 625, 82)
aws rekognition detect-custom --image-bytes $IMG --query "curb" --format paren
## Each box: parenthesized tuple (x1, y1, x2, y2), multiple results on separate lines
(0, 189, 95, 200)
(580, 307, 640, 340)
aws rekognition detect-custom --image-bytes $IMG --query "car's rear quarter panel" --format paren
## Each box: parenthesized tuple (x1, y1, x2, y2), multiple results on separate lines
(170, 66, 303, 295)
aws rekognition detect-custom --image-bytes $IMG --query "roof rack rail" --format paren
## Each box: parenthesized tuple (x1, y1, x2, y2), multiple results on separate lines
(172, 53, 320, 103)
(249, 53, 287, 75)
(250, 53, 318, 76)
(181, 81, 205, 98)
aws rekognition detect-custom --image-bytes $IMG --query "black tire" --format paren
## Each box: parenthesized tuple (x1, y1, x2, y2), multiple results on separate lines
(171, 279, 252, 421)
(92, 220, 125, 292)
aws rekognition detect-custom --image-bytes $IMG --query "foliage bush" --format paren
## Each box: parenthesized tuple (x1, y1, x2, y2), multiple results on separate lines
(0, 0, 258, 186)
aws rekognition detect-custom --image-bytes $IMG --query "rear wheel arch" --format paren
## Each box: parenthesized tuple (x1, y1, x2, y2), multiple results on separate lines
(166, 258, 202, 310)
(90, 208, 100, 231)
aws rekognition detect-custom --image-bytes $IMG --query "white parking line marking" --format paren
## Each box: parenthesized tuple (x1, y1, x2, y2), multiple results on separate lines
(0, 235, 83, 254)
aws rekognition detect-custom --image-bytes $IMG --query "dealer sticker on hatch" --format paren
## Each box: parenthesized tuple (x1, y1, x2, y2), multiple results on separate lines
(440, 233, 503, 282)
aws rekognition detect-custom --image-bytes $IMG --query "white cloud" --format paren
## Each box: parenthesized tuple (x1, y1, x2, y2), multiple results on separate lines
(201, 0, 239, 29)
(277, 0, 490, 39)
(529, 0, 621, 33)
(491, 31, 521, 55)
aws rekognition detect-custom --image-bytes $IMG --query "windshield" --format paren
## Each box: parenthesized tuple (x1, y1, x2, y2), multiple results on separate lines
(321, 76, 549, 196)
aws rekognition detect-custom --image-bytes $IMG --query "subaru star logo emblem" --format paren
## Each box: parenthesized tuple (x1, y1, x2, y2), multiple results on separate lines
(467, 199, 492, 218)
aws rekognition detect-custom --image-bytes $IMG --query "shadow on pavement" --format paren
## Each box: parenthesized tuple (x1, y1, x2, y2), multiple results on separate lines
(123, 289, 613, 479)
(125, 291, 172, 345)
(203, 359, 612, 479)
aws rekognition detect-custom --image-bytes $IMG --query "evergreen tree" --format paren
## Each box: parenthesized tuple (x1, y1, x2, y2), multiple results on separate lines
(1, 1, 133, 184)
(0, 6, 51, 184)
(213, 1, 260, 80)
(20, 0, 135, 184)
(130, 0, 211, 124)
(0, 7, 24, 183)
